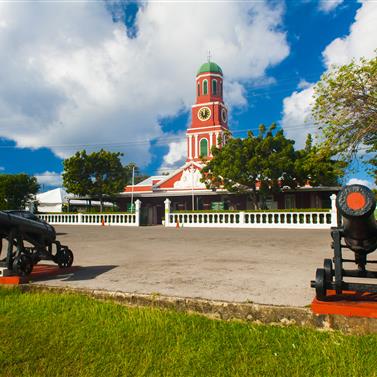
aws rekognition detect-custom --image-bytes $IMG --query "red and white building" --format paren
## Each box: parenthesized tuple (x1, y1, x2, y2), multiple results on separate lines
(120, 61, 338, 225)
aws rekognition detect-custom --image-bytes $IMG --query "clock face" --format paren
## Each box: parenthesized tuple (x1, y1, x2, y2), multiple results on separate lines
(198, 107, 211, 121)
(221, 108, 227, 123)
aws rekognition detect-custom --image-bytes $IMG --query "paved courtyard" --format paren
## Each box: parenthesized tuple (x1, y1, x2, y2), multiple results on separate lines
(33, 225, 343, 307)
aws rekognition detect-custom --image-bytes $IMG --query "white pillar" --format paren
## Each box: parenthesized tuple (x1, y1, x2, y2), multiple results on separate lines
(78, 213, 83, 225)
(135, 199, 141, 226)
(239, 211, 245, 225)
(188, 135, 193, 160)
(164, 198, 171, 227)
(209, 132, 213, 156)
(330, 194, 337, 227)
(215, 132, 220, 147)
(194, 134, 199, 158)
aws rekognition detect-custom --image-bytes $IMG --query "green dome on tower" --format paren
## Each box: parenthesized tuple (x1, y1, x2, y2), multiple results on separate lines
(197, 61, 223, 75)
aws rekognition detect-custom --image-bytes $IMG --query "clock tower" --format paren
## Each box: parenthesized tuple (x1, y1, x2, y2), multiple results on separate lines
(187, 61, 228, 162)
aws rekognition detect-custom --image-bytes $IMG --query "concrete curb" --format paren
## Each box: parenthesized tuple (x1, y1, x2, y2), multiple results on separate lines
(19, 284, 377, 335)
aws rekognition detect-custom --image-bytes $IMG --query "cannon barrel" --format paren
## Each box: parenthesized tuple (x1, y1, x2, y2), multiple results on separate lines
(336, 184, 377, 254)
(0, 210, 56, 246)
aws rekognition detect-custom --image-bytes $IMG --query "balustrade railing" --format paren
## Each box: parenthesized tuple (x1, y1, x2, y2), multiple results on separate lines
(38, 199, 141, 226)
(38, 212, 139, 226)
(165, 210, 334, 229)
(163, 195, 337, 229)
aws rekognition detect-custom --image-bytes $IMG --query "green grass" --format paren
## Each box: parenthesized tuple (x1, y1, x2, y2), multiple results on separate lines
(1, 288, 377, 377)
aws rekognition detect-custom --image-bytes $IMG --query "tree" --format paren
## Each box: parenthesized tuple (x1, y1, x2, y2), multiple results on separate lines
(312, 55, 377, 183)
(201, 124, 297, 209)
(201, 127, 346, 209)
(294, 134, 347, 187)
(0, 174, 39, 210)
(63, 149, 137, 212)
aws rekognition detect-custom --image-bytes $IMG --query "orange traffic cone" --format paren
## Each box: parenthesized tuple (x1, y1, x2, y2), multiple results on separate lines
(176, 218, 180, 228)
(101, 218, 105, 226)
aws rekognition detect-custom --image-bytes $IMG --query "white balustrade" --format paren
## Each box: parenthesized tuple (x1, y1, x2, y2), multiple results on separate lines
(165, 210, 334, 229)
(38, 212, 139, 226)
(38, 200, 141, 227)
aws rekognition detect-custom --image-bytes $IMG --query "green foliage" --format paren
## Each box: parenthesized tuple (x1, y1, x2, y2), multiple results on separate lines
(312, 55, 377, 184)
(202, 125, 345, 209)
(294, 134, 347, 187)
(2, 288, 377, 377)
(202, 124, 296, 209)
(0, 174, 39, 210)
(62, 149, 138, 212)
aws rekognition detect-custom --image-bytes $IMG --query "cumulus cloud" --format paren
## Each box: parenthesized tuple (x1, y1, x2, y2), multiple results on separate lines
(347, 178, 376, 189)
(281, 84, 318, 148)
(318, 0, 343, 13)
(163, 139, 187, 168)
(0, 1, 289, 169)
(34, 171, 62, 187)
(297, 79, 312, 90)
(281, 1, 377, 149)
(323, 1, 377, 67)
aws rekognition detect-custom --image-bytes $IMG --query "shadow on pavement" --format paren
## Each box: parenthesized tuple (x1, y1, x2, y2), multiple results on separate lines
(30, 265, 118, 282)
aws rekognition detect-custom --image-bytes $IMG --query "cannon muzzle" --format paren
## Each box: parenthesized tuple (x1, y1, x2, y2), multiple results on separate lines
(336, 184, 377, 254)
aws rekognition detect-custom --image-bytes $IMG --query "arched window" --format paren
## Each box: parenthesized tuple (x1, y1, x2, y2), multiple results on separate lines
(220, 81, 222, 97)
(212, 79, 217, 96)
(197, 83, 200, 97)
(200, 138, 208, 157)
(203, 80, 208, 95)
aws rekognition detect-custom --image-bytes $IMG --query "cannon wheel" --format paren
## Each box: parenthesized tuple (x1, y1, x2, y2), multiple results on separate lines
(315, 268, 327, 299)
(12, 254, 33, 276)
(57, 248, 74, 268)
(323, 259, 333, 284)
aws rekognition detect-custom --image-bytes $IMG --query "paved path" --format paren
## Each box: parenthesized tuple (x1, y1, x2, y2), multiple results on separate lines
(34, 225, 338, 307)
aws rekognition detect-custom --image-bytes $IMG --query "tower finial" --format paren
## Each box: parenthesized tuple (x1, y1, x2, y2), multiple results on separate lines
(207, 50, 211, 63)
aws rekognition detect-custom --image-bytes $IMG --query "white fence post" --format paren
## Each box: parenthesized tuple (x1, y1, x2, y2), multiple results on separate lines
(135, 199, 141, 226)
(78, 213, 83, 225)
(330, 194, 337, 227)
(164, 198, 171, 227)
(239, 211, 245, 225)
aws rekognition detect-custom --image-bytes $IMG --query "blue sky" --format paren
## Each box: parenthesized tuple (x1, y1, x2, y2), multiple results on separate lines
(0, 0, 375, 191)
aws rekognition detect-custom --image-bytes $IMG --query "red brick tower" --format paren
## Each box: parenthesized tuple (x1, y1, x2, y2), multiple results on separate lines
(187, 61, 228, 162)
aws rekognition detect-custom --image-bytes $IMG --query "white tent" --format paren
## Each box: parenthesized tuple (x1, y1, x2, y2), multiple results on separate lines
(36, 188, 67, 213)
(36, 188, 115, 213)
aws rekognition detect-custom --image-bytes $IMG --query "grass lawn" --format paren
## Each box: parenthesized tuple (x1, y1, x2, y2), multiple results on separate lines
(1, 288, 377, 377)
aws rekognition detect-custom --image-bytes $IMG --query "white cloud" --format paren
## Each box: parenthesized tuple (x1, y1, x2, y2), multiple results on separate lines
(281, 1, 377, 149)
(297, 79, 312, 90)
(35, 171, 62, 187)
(318, 0, 343, 13)
(280, 84, 319, 148)
(0, 166, 4, 171)
(347, 178, 376, 189)
(323, 1, 377, 67)
(163, 139, 187, 168)
(0, 1, 289, 169)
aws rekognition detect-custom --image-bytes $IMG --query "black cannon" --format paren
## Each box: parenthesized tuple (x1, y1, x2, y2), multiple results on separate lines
(311, 184, 377, 299)
(0, 210, 73, 276)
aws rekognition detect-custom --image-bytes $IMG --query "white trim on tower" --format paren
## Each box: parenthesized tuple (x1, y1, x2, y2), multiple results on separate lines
(192, 102, 226, 108)
(196, 73, 223, 80)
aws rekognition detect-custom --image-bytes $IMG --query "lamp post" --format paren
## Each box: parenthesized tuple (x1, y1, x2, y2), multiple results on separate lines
(191, 166, 195, 211)
(131, 165, 135, 213)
